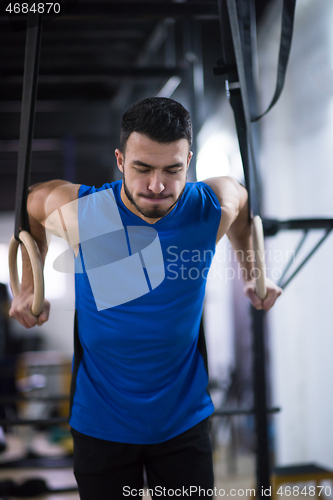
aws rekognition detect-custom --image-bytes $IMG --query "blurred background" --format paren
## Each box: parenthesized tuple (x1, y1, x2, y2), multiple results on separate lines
(1, 0, 333, 495)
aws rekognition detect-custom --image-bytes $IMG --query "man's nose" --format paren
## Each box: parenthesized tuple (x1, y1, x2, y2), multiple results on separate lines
(148, 172, 165, 194)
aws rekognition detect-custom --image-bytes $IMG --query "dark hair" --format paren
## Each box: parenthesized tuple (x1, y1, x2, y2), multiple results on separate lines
(120, 97, 193, 152)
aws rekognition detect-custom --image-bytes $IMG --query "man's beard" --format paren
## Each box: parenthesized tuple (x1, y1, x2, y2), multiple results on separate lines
(123, 173, 186, 219)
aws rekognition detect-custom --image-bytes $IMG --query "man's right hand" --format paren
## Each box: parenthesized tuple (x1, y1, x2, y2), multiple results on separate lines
(9, 291, 50, 329)
(8, 180, 80, 329)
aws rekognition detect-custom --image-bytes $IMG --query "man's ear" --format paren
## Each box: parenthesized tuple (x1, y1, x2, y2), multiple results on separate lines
(187, 151, 193, 169)
(115, 149, 124, 173)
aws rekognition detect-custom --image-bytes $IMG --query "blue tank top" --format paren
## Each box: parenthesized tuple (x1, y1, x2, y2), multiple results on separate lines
(69, 180, 221, 444)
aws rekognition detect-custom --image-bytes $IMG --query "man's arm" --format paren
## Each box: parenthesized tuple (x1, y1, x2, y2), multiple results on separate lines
(202, 176, 282, 311)
(9, 180, 81, 328)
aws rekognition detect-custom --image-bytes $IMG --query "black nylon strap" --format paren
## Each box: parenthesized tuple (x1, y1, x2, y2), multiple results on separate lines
(14, 9, 43, 240)
(252, 0, 296, 122)
(218, 0, 261, 217)
(216, 2, 270, 496)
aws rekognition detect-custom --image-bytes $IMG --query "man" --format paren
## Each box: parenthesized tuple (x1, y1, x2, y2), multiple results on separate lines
(9, 97, 281, 499)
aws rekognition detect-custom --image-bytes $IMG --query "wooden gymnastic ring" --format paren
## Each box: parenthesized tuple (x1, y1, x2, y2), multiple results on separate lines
(251, 215, 267, 300)
(8, 230, 44, 317)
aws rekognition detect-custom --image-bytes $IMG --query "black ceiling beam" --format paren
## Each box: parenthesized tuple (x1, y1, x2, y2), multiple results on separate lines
(40, 29, 147, 40)
(1, 2, 219, 21)
(1, 66, 183, 77)
(1, 66, 185, 85)
(0, 42, 142, 55)
(0, 83, 115, 101)
(0, 30, 146, 42)
(70, 1, 219, 20)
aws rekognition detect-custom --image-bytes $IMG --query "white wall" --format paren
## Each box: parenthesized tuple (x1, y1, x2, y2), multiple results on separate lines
(257, 0, 333, 467)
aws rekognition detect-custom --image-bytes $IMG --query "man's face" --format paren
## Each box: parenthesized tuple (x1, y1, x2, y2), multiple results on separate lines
(115, 132, 192, 223)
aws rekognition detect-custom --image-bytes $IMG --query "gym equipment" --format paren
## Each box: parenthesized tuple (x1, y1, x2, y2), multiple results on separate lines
(8, 232, 44, 317)
(215, 0, 333, 495)
(214, 0, 296, 495)
(8, 8, 44, 317)
(251, 216, 266, 300)
(0, 477, 77, 496)
(0, 351, 72, 469)
(271, 464, 333, 500)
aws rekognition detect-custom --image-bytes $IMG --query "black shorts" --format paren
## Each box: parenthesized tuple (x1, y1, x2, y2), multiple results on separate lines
(71, 418, 214, 500)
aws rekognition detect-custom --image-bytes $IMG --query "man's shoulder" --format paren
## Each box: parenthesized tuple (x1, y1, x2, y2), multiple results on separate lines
(184, 180, 221, 209)
(78, 180, 122, 198)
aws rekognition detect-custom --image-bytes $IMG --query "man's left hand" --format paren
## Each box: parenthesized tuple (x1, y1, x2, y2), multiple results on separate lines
(243, 278, 282, 311)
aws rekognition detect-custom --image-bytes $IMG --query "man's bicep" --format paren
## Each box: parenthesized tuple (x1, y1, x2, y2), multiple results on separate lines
(28, 180, 81, 252)
(44, 181, 81, 220)
(28, 180, 79, 222)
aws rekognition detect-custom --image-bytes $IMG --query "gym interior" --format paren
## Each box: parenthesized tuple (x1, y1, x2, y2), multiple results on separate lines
(0, 0, 333, 498)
